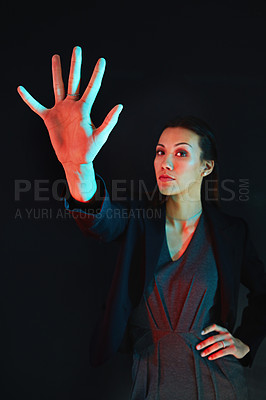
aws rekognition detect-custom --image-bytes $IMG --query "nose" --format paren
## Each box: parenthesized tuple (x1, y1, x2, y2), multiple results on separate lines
(161, 155, 174, 170)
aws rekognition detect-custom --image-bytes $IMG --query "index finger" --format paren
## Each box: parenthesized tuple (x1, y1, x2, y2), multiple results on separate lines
(201, 323, 228, 335)
(17, 86, 47, 117)
(80, 58, 106, 113)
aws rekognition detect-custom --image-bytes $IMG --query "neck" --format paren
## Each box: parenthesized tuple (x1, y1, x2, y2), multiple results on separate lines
(165, 195, 202, 225)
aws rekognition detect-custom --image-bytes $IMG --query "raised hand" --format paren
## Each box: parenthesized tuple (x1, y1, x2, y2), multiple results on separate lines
(17, 46, 123, 168)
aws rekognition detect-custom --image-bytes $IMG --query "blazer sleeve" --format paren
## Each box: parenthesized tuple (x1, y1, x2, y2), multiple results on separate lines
(233, 218, 266, 368)
(60, 173, 131, 243)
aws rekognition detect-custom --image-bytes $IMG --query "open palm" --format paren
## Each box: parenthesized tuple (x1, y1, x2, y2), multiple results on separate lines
(17, 46, 123, 167)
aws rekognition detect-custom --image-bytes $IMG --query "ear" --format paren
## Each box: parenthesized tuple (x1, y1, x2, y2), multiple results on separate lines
(201, 160, 215, 177)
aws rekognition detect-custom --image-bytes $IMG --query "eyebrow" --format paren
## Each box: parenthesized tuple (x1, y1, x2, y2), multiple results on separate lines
(156, 142, 193, 148)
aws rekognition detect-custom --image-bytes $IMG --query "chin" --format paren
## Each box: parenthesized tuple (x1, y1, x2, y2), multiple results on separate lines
(158, 185, 180, 197)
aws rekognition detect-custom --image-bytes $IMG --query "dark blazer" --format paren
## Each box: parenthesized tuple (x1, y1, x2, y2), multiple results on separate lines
(62, 173, 266, 369)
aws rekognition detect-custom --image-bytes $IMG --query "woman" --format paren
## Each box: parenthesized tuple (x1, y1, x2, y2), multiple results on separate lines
(18, 46, 266, 399)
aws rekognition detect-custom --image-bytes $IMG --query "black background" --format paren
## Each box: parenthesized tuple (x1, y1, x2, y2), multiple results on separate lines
(2, 1, 266, 399)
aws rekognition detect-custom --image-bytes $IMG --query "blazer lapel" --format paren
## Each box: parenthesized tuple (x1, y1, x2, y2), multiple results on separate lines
(144, 202, 166, 292)
(143, 200, 238, 327)
(202, 201, 238, 326)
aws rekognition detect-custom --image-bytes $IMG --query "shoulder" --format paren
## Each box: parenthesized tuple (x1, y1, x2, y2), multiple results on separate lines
(202, 200, 248, 234)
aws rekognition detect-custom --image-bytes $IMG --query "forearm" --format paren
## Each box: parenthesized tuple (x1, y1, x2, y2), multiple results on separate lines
(63, 172, 131, 243)
(63, 162, 97, 202)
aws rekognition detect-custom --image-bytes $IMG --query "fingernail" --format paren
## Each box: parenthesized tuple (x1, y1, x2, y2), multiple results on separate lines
(201, 330, 205, 335)
(99, 58, 106, 68)
(196, 344, 201, 350)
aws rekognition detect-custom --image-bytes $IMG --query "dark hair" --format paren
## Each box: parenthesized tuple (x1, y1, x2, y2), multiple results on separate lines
(150, 115, 221, 209)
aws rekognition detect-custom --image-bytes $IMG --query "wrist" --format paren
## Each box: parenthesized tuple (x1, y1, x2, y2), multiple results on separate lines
(236, 338, 250, 357)
(63, 162, 97, 202)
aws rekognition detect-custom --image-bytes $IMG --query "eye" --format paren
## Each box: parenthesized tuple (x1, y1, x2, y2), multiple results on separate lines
(155, 149, 188, 157)
(176, 151, 188, 157)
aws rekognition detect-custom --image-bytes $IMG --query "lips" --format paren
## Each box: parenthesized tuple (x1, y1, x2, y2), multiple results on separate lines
(159, 175, 175, 181)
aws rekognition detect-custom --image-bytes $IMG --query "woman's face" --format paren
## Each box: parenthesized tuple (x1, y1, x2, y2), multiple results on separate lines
(154, 127, 211, 199)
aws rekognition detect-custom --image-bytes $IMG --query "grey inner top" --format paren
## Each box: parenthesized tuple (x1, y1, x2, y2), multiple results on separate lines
(129, 212, 220, 338)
